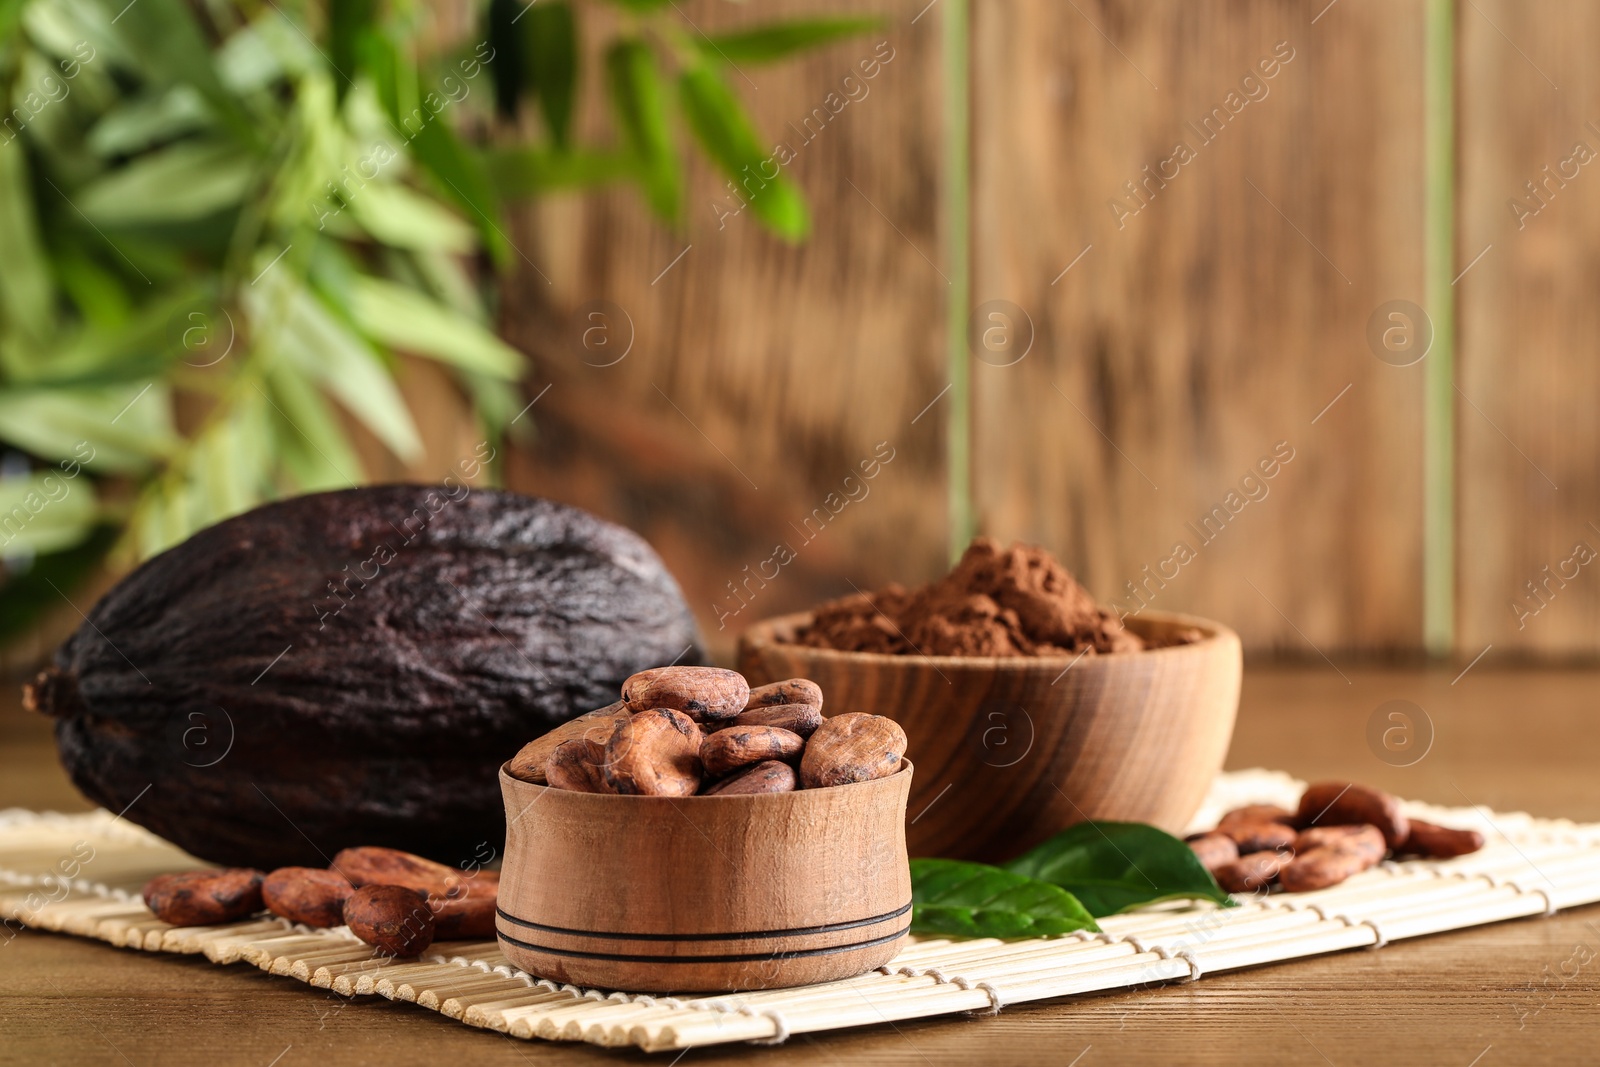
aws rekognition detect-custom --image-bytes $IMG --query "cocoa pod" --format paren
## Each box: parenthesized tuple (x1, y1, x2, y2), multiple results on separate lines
(1279, 845, 1380, 893)
(1218, 821, 1298, 854)
(799, 713, 907, 789)
(702, 761, 798, 796)
(719, 702, 823, 738)
(745, 678, 823, 711)
(262, 867, 353, 928)
(429, 880, 498, 940)
(1186, 832, 1240, 872)
(344, 885, 435, 956)
(1296, 781, 1410, 848)
(1399, 819, 1485, 859)
(1213, 850, 1292, 894)
(1295, 824, 1386, 865)
(1218, 804, 1296, 828)
(330, 846, 495, 900)
(544, 738, 615, 794)
(702, 726, 805, 778)
(507, 701, 631, 784)
(142, 868, 265, 927)
(622, 666, 749, 723)
(604, 708, 704, 796)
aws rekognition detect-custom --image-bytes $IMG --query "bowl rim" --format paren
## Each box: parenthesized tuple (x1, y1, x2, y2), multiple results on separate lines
(499, 758, 914, 799)
(736, 607, 1240, 670)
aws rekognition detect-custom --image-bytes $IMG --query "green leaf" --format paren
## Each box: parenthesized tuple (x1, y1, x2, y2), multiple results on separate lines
(348, 182, 476, 253)
(396, 94, 507, 265)
(0, 139, 56, 343)
(484, 0, 525, 119)
(346, 274, 524, 379)
(481, 145, 634, 197)
(911, 859, 1100, 939)
(523, 0, 577, 148)
(0, 383, 177, 473)
(1006, 821, 1236, 917)
(697, 17, 883, 64)
(677, 64, 808, 240)
(605, 39, 680, 221)
(76, 140, 256, 226)
(328, 0, 377, 99)
(0, 470, 100, 554)
(85, 86, 213, 157)
(263, 362, 363, 491)
(606, 0, 669, 12)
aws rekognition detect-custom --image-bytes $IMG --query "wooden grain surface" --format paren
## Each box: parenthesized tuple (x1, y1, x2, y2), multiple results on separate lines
(969, 0, 1427, 655)
(6, 665, 1600, 1065)
(1456, 0, 1600, 657)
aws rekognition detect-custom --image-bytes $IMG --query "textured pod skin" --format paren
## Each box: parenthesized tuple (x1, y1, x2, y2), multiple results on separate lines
(26, 486, 703, 869)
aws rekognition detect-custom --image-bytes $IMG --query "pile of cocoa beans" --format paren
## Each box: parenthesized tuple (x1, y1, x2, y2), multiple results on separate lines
(507, 666, 907, 796)
(141, 846, 497, 957)
(1188, 781, 1486, 894)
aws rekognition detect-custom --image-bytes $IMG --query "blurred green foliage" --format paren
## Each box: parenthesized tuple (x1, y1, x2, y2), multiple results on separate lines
(0, 0, 875, 642)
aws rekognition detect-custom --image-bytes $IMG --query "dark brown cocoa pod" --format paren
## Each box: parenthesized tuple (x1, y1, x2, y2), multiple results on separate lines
(1296, 824, 1387, 865)
(720, 702, 823, 738)
(507, 702, 631, 784)
(799, 713, 907, 789)
(1218, 804, 1296, 828)
(745, 679, 823, 711)
(1279, 845, 1381, 893)
(702, 726, 805, 778)
(544, 738, 615, 793)
(344, 885, 435, 956)
(1186, 832, 1240, 872)
(1296, 781, 1410, 848)
(1399, 819, 1486, 859)
(142, 868, 265, 927)
(701, 761, 798, 796)
(604, 708, 704, 796)
(622, 666, 749, 722)
(1218, 821, 1298, 854)
(262, 867, 353, 928)
(330, 846, 495, 901)
(1213, 850, 1292, 894)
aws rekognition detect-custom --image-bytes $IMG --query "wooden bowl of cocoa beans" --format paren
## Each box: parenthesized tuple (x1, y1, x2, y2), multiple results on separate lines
(738, 609, 1241, 863)
(496, 761, 913, 992)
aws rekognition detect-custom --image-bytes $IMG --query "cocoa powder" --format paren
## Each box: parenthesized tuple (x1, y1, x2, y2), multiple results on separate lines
(788, 538, 1188, 657)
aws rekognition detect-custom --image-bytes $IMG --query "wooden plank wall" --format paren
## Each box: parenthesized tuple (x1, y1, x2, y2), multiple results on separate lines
(1457, 0, 1600, 658)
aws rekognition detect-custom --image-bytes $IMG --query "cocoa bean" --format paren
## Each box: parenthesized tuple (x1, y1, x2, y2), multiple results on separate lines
(1296, 781, 1410, 848)
(1295, 824, 1386, 865)
(1279, 845, 1381, 893)
(544, 738, 615, 794)
(507, 701, 631, 784)
(1218, 804, 1297, 828)
(262, 867, 353, 928)
(622, 666, 749, 723)
(745, 678, 823, 711)
(429, 880, 498, 940)
(799, 713, 907, 789)
(702, 726, 805, 778)
(719, 702, 823, 738)
(1186, 832, 1240, 872)
(702, 761, 798, 796)
(1213, 850, 1292, 894)
(330, 846, 495, 901)
(344, 885, 435, 956)
(604, 708, 704, 796)
(1218, 821, 1298, 854)
(1399, 818, 1485, 859)
(142, 868, 264, 927)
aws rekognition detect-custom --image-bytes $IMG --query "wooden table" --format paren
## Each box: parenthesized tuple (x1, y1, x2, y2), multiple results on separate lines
(4, 666, 1598, 1065)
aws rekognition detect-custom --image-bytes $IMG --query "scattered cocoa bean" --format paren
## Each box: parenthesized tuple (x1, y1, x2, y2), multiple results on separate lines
(1214, 850, 1292, 894)
(1218, 821, 1298, 854)
(604, 708, 704, 796)
(1399, 818, 1486, 859)
(507, 701, 631, 784)
(429, 880, 498, 940)
(1296, 781, 1410, 847)
(344, 885, 435, 956)
(745, 678, 823, 711)
(142, 868, 265, 927)
(702, 726, 805, 778)
(545, 738, 615, 794)
(262, 867, 353, 928)
(622, 666, 749, 722)
(719, 702, 823, 738)
(1279, 845, 1381, 893)
(1219, 804, 1297, 829)
(1295, 824, 1386, 865)
(1187, 832, 1240, 872)
(330, 846, 494, 901)
(799, 713, 907, 789)
(702, 761, 798, 796)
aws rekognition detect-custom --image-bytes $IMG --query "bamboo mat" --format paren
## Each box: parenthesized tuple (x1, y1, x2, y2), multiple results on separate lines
(4, 769, 1597, 1052)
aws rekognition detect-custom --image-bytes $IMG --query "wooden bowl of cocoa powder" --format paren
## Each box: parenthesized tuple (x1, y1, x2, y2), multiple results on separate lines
(495, 760, 913, 992)
(739, 610, 1239, 861)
